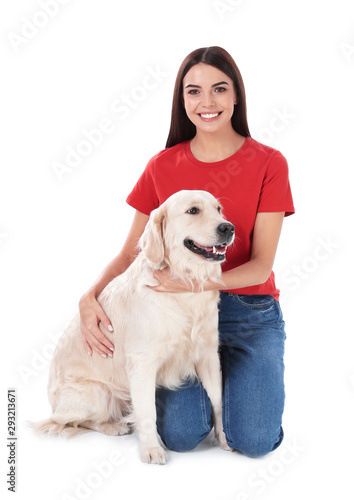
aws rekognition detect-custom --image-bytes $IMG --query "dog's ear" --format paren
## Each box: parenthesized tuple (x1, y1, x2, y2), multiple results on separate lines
(139, 206, 166, 267)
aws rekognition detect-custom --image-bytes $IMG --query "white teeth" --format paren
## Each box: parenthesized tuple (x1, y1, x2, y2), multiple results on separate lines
(212, 246, 226, 255)
(200, 113, 219, 119)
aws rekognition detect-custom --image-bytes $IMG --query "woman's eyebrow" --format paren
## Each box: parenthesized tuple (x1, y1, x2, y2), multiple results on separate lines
(211, 81, 229, 87)
(184, 81, 230, 89)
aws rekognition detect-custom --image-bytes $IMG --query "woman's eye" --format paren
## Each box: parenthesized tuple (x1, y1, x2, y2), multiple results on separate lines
(214, 87, 226, 93)
(187, 89, 200, 95)
(187, 207, 199, 215)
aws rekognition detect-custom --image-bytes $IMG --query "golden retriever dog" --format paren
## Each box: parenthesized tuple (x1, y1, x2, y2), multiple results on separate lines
(32, 190, 235, 464)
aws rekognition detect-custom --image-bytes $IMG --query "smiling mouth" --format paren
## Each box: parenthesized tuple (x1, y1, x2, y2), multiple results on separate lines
(198, 112, 222, 121)
(184, 239, 227, 261)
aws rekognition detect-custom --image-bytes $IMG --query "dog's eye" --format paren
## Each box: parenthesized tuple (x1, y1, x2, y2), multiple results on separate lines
(217, 206, 222, 213)
(186, 207, 199, 215)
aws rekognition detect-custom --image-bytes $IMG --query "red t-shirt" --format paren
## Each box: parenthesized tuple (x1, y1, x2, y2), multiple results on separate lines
(126, 136, 295, 300)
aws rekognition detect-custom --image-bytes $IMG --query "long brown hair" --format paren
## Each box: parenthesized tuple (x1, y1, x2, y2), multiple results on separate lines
(165, 46, 251, 148)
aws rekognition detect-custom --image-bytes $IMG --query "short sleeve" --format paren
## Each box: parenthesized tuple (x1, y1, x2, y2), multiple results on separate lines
(257, 152, 295, 217)
(126, 156, 160, 216)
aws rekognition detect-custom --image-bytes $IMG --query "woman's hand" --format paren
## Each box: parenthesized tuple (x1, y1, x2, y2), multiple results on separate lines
(79, 292, 115, 358)
(150, 267, 218, 293)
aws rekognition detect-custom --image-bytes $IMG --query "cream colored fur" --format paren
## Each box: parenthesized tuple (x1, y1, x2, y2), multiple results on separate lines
(32, 190, 234, 464)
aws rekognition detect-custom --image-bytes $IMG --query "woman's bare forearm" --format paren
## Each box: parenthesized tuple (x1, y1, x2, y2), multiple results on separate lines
(206, 258, 271, 292)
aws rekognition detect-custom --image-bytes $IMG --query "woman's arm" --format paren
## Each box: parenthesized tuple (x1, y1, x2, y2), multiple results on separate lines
(215, 211, 285, 290)
(151, 212, 285, 292)
(79, 210, 149, 356)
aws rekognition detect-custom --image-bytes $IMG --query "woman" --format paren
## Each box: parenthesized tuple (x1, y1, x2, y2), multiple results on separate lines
(79, 46, 295, 458)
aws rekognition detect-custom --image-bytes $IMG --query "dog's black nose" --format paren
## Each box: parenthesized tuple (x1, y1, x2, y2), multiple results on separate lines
(217, 223, 235, 236)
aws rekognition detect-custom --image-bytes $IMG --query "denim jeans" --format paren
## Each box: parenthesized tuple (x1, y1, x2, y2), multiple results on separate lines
(155, 292, 286, 458)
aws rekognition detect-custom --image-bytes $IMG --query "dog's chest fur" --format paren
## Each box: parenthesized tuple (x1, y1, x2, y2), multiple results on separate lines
(99, 257, 220, 388)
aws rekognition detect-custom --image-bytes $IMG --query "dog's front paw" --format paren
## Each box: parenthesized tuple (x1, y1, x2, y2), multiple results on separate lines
(101, 421, 131, 436)
(140, 446, 168, 465)
(217, 430, 232, 451)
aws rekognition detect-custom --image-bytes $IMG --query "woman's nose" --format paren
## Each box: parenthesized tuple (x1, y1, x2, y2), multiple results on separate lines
(201, 92, 216, 108)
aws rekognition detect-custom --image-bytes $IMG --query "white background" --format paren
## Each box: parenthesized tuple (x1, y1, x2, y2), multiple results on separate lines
(1, 0, 354, 499)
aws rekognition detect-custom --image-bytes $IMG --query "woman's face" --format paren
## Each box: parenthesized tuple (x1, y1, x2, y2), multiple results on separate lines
(182, 63, 237, 135)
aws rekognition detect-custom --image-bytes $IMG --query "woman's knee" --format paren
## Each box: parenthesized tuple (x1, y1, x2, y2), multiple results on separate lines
(155, 381, 212, 452)
(228, 426, 284, 458)
(159, 425, 211, 452)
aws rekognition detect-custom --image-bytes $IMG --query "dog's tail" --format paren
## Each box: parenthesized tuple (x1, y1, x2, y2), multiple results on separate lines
(28, 419, 91, 438)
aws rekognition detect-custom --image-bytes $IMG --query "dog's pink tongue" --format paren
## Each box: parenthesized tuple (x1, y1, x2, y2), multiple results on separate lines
(194, 242, 213, 252)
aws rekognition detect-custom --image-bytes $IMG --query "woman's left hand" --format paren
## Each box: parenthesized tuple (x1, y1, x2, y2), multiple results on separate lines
(150, 268, 197, 293)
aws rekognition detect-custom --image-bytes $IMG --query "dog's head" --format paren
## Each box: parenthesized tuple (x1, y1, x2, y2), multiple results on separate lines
(139, 190, 235, 277)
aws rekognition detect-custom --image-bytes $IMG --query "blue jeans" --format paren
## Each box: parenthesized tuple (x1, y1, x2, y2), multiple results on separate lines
(155, 292, 286, 458)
